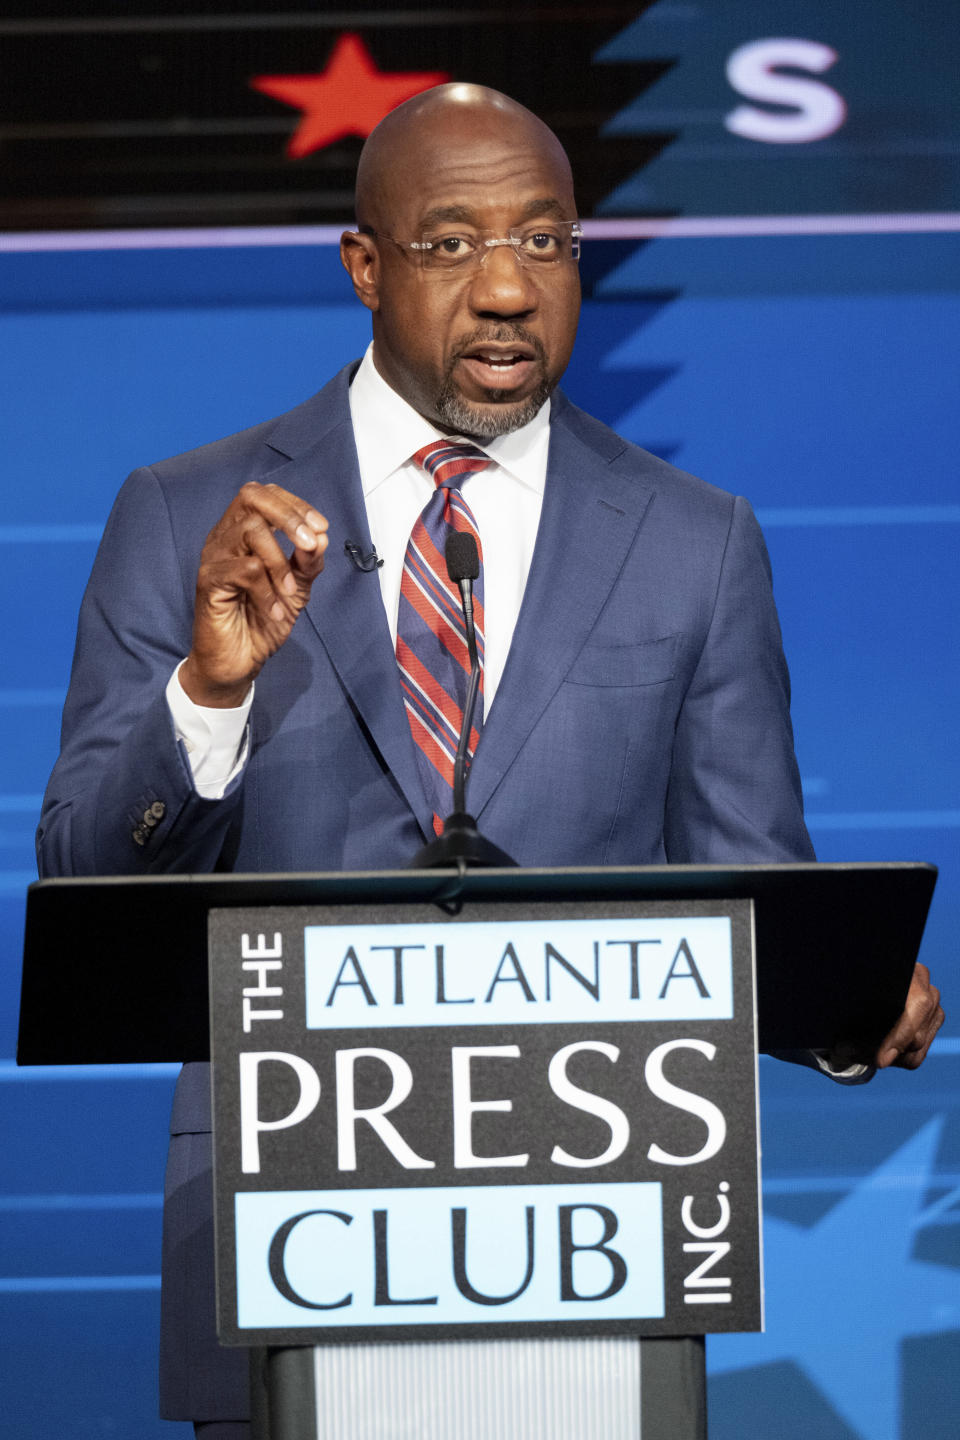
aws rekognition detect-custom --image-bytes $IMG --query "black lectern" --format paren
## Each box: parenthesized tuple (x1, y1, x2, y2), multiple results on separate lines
(18, 862, 936, 1440)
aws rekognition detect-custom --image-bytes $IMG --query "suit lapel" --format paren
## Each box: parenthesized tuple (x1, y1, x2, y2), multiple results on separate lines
(262, 369, 434, 835)
(467, 402, 655, 819)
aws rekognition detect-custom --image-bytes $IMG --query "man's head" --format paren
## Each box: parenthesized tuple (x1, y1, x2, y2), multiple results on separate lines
(340, 84, 581, 440)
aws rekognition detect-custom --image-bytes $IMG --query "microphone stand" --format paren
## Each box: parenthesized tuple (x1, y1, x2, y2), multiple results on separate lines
(409, 534, 516, 870)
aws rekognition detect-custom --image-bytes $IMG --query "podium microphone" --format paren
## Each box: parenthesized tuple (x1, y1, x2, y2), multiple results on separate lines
(408, 532, 516, 870)
(445, 531, 482, 815)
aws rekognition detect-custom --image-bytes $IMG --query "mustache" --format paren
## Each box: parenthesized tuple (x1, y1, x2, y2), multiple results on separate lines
(452, 325, 546, 362)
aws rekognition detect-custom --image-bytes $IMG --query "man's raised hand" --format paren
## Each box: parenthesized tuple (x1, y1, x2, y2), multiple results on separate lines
(180, 482, 328, 707)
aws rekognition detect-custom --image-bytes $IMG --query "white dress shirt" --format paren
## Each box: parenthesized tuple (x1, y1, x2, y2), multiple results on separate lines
(166, 344, 549, 796)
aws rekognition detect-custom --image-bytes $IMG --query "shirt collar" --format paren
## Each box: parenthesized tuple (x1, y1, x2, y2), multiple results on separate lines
(349, 343, 551, 497)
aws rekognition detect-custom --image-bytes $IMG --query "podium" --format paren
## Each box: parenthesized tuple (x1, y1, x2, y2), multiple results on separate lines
(18, 862, 936, 1439)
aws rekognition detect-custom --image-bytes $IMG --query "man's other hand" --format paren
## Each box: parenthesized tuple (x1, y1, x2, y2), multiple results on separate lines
(876, 962, 944, 1070)
(180, 482, 328, 707)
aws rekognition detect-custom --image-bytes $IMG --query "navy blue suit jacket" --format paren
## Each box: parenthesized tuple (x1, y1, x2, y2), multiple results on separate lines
(39, 363, 811, 880)
(38, 364, 813, 1417)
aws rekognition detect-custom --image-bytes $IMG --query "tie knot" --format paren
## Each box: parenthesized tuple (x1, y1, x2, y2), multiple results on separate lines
(413, 439, 491, 490)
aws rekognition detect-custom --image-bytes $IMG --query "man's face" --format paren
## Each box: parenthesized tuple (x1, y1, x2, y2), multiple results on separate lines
(344, 106, 581, 439)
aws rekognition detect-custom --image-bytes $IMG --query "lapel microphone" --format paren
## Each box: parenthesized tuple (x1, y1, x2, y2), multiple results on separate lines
(344, 540, 383, 572)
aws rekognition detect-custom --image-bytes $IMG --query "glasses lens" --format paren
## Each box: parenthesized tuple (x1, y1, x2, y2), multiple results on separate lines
(416, 223, 582, 273)
(419, 233, 479, 270)
(514, 224, 581, 263)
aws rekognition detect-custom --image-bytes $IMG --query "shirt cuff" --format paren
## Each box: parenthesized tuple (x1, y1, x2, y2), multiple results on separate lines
(166, 662, 253, 800)
(810, 1049, 875, 1085)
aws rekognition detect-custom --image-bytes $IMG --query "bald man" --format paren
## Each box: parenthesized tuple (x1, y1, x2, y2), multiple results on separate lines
(38, 85, 943, 1434)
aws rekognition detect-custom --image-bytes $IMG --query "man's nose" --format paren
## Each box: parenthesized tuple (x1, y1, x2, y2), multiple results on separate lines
(467, 243, 538, 315)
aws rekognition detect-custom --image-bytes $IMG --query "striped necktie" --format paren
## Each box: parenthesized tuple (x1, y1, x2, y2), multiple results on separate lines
(397, 439, 489, 834)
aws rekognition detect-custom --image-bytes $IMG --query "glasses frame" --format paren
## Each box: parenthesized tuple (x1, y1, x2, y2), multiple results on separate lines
(359, 222, 583, 275)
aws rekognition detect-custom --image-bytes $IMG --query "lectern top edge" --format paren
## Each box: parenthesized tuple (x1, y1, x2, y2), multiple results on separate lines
(18, 862, 937, 1063)
(24, 859, 939, 893)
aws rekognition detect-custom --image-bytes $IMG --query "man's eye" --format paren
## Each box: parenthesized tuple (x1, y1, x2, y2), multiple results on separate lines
(430, 234, 475, 259)
(521, 231, 562, 257)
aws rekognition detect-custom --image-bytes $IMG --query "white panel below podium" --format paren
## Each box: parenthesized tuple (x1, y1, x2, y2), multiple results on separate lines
(252, 1334, 707, 1439)
(310, 1337, 640, 1440)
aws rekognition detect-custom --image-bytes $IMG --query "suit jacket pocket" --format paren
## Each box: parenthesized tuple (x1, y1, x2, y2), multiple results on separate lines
(565, 633, 679, 687)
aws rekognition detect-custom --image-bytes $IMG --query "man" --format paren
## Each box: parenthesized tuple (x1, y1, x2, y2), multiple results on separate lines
(38, 85, 942, 1433)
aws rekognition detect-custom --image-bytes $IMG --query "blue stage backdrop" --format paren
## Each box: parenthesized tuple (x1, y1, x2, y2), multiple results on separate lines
(2, 2, 958, 1437)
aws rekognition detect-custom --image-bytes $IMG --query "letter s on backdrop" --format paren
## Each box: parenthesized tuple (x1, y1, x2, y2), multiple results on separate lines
(725, 38, 847, 144)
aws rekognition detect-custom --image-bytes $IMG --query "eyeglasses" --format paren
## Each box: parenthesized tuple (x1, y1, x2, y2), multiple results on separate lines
(361, 222, 582, 276)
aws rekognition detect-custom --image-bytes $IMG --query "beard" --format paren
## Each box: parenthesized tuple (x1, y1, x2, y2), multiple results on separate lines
(434, 326, 553, 440)
(434, 382, 552, 439)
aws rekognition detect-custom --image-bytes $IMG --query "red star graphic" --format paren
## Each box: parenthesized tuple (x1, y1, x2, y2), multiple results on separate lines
(251, 33, 449, 159)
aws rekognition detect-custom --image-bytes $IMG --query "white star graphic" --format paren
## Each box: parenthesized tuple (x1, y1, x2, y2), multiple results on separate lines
(709, 1118, 960, 1440)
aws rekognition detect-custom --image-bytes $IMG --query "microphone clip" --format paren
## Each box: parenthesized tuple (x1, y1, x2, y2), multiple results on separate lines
(344, 540, 384, 572)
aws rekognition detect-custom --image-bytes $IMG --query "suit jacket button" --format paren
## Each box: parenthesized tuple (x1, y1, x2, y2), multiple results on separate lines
(132, 827, 147, 846)
(150, 801, 166, 819)
(143, 810, 157, 828)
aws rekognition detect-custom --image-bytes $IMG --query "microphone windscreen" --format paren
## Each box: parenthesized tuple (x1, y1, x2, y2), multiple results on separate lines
(445, 531, 480, 582)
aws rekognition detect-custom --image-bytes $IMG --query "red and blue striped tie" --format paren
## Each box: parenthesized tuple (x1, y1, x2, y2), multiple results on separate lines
(397, 439, 489, 834)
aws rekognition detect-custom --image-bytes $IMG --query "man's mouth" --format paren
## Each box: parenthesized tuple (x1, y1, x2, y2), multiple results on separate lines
(437, 332, 552, 435)
(465, 346, 533, 369)
(456, 342, 538, 391)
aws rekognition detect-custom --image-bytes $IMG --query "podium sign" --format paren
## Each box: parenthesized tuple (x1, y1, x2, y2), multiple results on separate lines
(210, 897, 762, 1346)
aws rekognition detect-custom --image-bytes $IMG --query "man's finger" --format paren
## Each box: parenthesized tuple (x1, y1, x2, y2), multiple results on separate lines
(891, 1002, 945, 1070)
(876, 963, 942, 1067)
(234, 482, 328, 555)
(240, 517, 312, 619)
(290, 531, 329, 586)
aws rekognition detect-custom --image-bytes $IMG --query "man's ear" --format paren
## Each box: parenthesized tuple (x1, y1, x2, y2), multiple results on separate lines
(340, 231, 380, 312)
